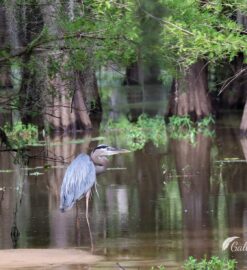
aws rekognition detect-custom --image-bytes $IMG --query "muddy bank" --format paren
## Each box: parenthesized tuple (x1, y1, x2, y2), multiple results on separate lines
(0, 248, 102, 269)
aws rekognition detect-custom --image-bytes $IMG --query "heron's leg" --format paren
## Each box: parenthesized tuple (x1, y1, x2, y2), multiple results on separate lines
(76, 202, 80, 230)
(85, 190, 91, 220)
(75, 201, 81, 246)
(85, 190, 94, 252)
(76, 201, 78, 220)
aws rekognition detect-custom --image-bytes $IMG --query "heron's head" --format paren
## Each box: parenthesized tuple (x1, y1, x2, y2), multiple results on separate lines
(92, 144, 130, 157)
(91, 144, 130, 171)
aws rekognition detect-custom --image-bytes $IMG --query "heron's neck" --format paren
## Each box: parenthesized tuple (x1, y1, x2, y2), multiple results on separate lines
(90, 152, 109, 174)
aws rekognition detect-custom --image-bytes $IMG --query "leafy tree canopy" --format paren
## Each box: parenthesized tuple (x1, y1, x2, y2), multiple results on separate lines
(62, 0, 141, 68)
(159, 0, 247, 68)
(2, 0, 247, 76)
(1, 0, 141, 70)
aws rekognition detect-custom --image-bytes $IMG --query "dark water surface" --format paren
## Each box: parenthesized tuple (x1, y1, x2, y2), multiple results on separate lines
(1, 84, 247, 269)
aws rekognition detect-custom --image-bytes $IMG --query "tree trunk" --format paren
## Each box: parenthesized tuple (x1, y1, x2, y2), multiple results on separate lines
(41, 1, 102, 131)
(45, 55, 77, 131)
(77, 68, 102, 116)
(0, 6, 12, 89)
(167, 61, 212, 120)
(19, 54, 43, 125)
(123, 52, 161, 86)
(123, 62, 140, 85)
(220, 53, 246, 109)
(240, 99, 247, 134)
(17, 1, 101, 131)
(238, 13, 247, 134)
(124, 1, 165, 86)
(44, 56, 93, 131)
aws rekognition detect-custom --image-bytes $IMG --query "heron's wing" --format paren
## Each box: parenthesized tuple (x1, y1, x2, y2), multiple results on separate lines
(60, 154, 96, 211)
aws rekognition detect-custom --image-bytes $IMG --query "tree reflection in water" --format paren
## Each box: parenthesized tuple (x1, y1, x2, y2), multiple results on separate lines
(172, 134, 212, 259)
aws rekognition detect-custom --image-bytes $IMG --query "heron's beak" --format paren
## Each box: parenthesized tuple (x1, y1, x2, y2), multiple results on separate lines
(106, 147, 130, 156)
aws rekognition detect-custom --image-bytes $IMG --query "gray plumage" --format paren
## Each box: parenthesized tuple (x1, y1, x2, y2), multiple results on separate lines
(60, 154, 96, 212)
(60, 144, 130, 214)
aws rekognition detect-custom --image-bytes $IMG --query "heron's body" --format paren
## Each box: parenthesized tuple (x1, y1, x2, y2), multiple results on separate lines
(60, 144, 129, 214)
(60, 154, 96, 212)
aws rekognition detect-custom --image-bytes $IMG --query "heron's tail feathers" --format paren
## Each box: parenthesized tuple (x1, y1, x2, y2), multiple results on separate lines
(60, 197, 75, 213)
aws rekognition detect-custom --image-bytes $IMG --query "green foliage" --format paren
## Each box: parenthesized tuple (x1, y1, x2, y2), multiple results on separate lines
(103, 114, 214, 150)
(198, 115, 215, 129)
(103, 114, 167, 151)
(1, 0, 140, 75)
(2, 0, 247, 75)
(150, 256, 237, 270)
(61, 0, 140, 70)
(169, 115, 194, 130)
(160, 0, 247, 68)
(2, 0, 247, 131)
(183, 256, 237, 270)
(168, 115, 215, 142)
(151, 266, 166, 270)
(3, 121, 38, 148)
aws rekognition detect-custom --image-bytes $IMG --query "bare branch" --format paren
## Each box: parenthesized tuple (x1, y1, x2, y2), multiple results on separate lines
(218, 66, 247, 96)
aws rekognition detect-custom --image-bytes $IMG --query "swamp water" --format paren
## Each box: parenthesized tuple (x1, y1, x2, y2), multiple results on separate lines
(1, 85, 247, 269)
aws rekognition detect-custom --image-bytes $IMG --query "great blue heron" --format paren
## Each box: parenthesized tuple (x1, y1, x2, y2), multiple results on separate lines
(60, 144, 130, 217)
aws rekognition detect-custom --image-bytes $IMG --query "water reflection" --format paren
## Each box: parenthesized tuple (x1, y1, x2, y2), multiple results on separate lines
(172, 134, 212, 258)
(1, 121, 247, 268)
(0, 151, 27, 249)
